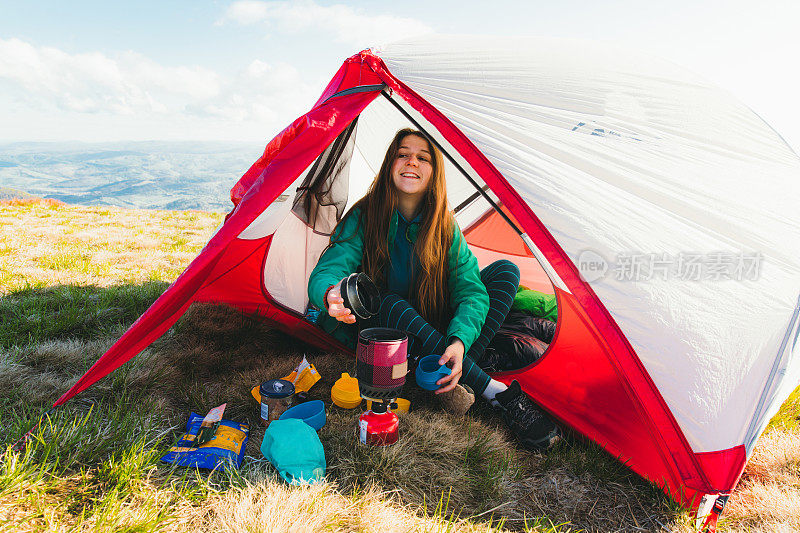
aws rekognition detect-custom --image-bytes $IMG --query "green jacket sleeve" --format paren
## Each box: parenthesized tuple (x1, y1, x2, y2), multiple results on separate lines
(445, 221, 489, 352)
(308, 209, 365, 311)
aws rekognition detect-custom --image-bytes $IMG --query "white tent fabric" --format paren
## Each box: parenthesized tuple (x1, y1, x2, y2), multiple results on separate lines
(376, 35, 800, 453)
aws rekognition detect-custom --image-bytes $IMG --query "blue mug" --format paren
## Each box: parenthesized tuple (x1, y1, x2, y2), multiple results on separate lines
(415, 355, 452, 390)
(279, 400, 326, 431)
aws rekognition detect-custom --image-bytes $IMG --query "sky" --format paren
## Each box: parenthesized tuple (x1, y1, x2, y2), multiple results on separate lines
(1, 0, 799, 153)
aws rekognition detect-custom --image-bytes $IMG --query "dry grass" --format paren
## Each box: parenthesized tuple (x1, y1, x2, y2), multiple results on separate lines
(1, 466, 526, 533)
(721, 430, 800, 532)
(203, 481, 467, 532)
(0, 197, 65, 207)
(0, 202, 222, 293)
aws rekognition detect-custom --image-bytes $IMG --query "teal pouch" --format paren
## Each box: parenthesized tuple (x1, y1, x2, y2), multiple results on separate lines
(261, 419, 326, 485)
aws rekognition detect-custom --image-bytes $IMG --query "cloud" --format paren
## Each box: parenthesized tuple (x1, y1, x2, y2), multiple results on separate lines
(187, 59, 318, 123)
(220, 0, 433, 47)
(0, 38, 221, 115)
(0, 37, 319, 137)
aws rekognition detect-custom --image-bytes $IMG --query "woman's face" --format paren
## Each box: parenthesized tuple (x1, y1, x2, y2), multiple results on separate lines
(391, 134, 433, 204)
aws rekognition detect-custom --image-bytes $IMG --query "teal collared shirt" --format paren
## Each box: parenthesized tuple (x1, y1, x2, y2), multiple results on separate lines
(308, 207, 489, 352)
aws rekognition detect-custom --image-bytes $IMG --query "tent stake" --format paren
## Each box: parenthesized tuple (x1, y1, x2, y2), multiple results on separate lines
(1, 406, 55, 461)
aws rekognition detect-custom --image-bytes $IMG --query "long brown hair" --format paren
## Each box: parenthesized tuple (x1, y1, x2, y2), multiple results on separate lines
(333, 128, 454, 329)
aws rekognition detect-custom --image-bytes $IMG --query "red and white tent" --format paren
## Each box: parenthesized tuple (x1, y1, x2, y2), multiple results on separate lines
(57, 36, 800, 520)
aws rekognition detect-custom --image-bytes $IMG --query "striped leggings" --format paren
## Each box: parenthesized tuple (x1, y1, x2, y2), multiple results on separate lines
(366, 260, 520, 395)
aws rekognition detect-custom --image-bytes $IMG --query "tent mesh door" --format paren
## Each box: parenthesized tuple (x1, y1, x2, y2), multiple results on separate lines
(292, 119, 359, 235)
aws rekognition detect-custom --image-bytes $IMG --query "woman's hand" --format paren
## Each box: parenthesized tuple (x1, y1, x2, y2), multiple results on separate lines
(435, 338, 464, 394)
(325, 280, 356, 324)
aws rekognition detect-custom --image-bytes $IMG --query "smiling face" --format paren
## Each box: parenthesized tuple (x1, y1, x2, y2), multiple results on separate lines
(390, 134, 433, 206)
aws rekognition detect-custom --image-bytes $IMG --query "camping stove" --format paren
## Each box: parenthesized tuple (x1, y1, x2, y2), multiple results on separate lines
(355, 328, 407, 446)
(358, 401, 399, 446)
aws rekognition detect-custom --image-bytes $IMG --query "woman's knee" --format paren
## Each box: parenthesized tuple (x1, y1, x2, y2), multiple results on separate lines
(482, 259, 520, 287)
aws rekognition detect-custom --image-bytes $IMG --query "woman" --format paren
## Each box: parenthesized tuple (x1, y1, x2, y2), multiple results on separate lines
(308, 128, 560, 450)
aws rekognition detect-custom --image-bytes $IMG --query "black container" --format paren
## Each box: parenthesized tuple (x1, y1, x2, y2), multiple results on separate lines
(340, 272, 380, 320)
(259, 379, 295, 426)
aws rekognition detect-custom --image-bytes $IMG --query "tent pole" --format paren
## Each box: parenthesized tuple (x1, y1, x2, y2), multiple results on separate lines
(323, 84, 386, 104)
(453, 185, 490, 214)
(380, 91, 523, 235)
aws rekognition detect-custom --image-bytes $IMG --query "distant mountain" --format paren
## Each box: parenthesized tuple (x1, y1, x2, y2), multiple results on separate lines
(0, 141, 264, 211)
(0, 186, 35, 200)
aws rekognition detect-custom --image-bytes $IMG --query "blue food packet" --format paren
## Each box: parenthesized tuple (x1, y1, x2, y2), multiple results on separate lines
(161, 412, 249, 471)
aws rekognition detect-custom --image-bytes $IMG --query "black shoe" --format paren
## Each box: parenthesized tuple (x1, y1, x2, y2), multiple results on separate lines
(495, 380, 561, 451)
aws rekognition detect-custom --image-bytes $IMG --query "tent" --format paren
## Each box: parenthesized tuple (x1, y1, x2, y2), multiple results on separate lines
(56, 36, 800, 523)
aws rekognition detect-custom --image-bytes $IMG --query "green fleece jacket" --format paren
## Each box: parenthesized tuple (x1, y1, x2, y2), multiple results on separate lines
(307, 207, 489, 352)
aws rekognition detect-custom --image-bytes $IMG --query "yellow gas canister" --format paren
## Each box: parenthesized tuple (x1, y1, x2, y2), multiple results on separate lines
(331, 373, 362, 409)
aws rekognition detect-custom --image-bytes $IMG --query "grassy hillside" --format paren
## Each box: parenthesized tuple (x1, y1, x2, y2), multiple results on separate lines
(0, 200, 797, 532)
